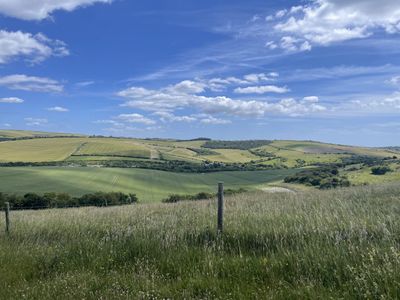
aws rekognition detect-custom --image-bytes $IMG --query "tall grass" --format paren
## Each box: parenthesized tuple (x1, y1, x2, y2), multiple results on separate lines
(0, 184, 399, 299)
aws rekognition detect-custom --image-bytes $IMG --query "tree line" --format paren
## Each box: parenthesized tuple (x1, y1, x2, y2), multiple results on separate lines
(0, 191, 138, 210)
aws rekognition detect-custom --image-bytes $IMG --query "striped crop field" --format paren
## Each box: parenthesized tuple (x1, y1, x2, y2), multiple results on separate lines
(0, 138, 86, 162)
(73, 138, 152, 159)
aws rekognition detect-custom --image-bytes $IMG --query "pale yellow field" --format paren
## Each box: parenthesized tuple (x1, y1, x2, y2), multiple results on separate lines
(0, 138, 86, 162)
(201, 149, 261, 163)
(74, 138, 151, 158)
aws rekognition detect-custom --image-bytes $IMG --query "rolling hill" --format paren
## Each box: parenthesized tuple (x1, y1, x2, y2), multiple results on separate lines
(0, 129, 399, 201)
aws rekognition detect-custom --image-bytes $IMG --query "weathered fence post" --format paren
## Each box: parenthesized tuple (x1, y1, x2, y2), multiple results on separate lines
(5, 202, 10, 234)
(217, 182, 224, 234)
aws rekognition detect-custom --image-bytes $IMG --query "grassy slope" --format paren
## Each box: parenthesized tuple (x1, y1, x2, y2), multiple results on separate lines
(0, 138, 86, 162)
(0, 167, 295, 201)
(0, 184, 399, 299)
(346, 163, 400, 185)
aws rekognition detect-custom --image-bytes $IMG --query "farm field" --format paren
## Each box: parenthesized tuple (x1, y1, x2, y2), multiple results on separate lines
(0, 167, 295, 202)
(0, 130, 398, 168)
(0, 130, 399, 197)
(0, 138, 86, 162)
(73, 138, 152, 159)
(0, 183, 399, 299)
(0, 130, 85, 139)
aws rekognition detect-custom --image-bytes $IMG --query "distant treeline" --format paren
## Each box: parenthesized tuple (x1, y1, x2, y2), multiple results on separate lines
(202, 140, 272, 150)
(162, 188, 248, 203)
(340, 155, 397, 166)
(0, 135, 83, 142)
(0, 191, 138, 210)
(0, 159, 283, 172)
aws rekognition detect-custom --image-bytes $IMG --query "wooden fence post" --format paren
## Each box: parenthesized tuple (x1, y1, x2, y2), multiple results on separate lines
(5, 202, 10, 234)
(217, 182, 224, 234)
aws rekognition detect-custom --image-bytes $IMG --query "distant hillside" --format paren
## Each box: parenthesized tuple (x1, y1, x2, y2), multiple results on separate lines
(0, 129, 85, 140)
(0, 129, 399, 195)
(0, 130, 396, 166)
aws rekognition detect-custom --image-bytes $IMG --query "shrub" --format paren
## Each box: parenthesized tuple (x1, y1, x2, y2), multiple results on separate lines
(1, 191, 138, 210)
(284, 166, 350, 189)
(371, 166, 392, 175)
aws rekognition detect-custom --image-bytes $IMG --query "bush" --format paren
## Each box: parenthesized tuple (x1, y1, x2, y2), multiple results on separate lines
(284, 166, 350, 189)
(1, 191, 138, 210)
(371, 166, 392, 175)
(162, 188, 247, 203)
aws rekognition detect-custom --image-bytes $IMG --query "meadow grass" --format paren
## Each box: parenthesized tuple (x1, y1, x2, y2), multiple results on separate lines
(0, 167, 294, 202)
(0, 184, 399, 299)
(347, 163, 400, 185)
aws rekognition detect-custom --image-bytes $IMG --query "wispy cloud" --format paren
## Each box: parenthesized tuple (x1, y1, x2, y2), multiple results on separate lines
(47, 106, 69, 112)
(116, 113, 157, 125)
(0, 74, 63, 93)
(234, 85, 289, 94)
(24, 117, 48, 126)
(0, 97, 24, 103)
(75, 81, 95, 87)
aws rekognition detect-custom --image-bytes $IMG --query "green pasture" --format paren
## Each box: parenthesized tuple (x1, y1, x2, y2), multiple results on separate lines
(0, 167, 295, 202)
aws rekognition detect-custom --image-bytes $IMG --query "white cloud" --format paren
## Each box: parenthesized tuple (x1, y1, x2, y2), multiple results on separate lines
(47, 106, 69, 112)
(388, 76, 400, 86)
(0, 74, 63, 93)
(343, 92, 400, 113)
(275, 9, 287, 19)
(154, 111, 197, 123)
(265, 41, 278, 50)
(168, 80, 205, 94)
(2, 123, 11, 127)
(206, 73, 277, 91)
(200, 116, 231, 125)
(270, 0, 400, 52)
(0, 0, 112, 20)
(93, 120, 123, 126)
(0, 30, 68, 64)
(75, 80, 95, 87)
(234, 85, 289, 94)
(0, 97, 24, 103)
(302, 96, 319, 103)
(116, 113, 156, 125)
(118, 79, 327, 118)
(25, 117, 48, 126)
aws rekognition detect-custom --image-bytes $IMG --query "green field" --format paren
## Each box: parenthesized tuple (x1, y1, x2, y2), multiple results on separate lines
(0, 167, 295, 201)
(1, 184, 399, 299)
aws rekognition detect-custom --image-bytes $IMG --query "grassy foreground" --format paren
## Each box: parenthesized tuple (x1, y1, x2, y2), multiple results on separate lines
(1, 184, 399, 299)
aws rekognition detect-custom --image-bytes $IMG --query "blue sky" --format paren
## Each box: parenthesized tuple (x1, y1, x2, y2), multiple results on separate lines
(1, 0, 400, 146)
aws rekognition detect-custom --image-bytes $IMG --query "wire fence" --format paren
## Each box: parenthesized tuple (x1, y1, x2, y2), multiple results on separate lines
(2, 182, 225, 234)
(1, 202, 136, 211)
